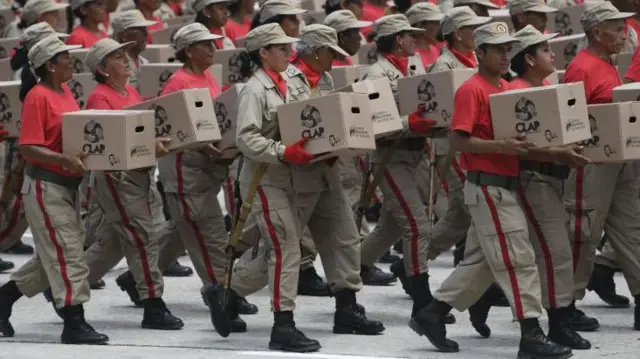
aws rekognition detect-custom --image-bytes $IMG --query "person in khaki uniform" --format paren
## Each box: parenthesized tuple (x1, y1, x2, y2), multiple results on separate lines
(411, 23, 572, 359)
(452, 0, 498, 17)
(0, 36, 109, 345)
(562, 1, 640, 332)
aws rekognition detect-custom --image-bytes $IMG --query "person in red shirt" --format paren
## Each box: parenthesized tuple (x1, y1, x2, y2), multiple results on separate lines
(323, 9, 371, 66)
(17, 0, 69, 34)
(227, 0, 254, 38)
(0, 36, 109, 345)
(406, 2, 444, 68)
(507, 0, 557, 33)
(411, 22, 572, 359)
(135, 0, 164, 43)
(66, 0, 109, 48)
(191, 0, 237, 48)
(563, 1, 640, 332)
(324, 0, 364, 20)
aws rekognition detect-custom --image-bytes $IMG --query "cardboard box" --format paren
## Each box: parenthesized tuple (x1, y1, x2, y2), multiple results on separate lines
(582, 102, 640, 162)
(547, 4, 586, 36)
(212, 84, 244, 158)
(300, 0, 324, 11)
(487, 9, 515, 33)
(236, 36, 245, 48)
(397, 69, 476, 128)
(303, 11, 326, 26)
(330, 65, 368, 90)
(62, 109, 157, 170)
(0, 37, 18, 59)
(545, 71, 560, 85)
(334, 78, 403, 138)
(213, 48, 250, 86)
(69, 48, 89, 74)
(357, 43, 378, 65)
(126, 88, 222, 150)
(0, 58, 11, 81)
(139, 63, 182, 98)
(66, 73, 97, 109)
(209, 64, 223, 85)
(150, 24, 182, 45)
(556, 70, 566, 83)
(0, 81, 21, 137)
(489, 82, 591, 147)
(612, 82, 640, 102)
(614, 52, 633, 80)
(277, 92, 375, 160)
(141, 44, 178, 63)
(548, 34, 584, 70)
(0, 8, 16, 37)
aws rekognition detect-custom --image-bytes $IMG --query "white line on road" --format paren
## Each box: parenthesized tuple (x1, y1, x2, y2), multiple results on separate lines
(237, 351, 406, 359)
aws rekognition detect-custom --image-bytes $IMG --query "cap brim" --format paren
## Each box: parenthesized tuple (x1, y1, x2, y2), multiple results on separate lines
(403, 25, 426, 33)
(56, 32, 70, 39)
(282, 8, 308, 16)
(63, 44, 83, 51)
(536, 32, 559, 43)
(132, 19, 160, 28)
(49, 3, 70, 11)
(270, 35, 299, 46)
(460, 16, 493, 28)
(475, 0, 500, 9)
(109, 41, 135, 55)
(328, 43, 350, 58)
(350, 20, 373, 28)
(606, 12, 635, 21)
(196, 33, 225, 42)
(527, 4, 558, 13)
(484, 34, 520, 45)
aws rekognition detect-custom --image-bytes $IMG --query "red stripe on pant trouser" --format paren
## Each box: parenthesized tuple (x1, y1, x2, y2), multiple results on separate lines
(0, 193, 23, 244)
(225, 177, 234, 216)
(176, 153, 217, 282)
(383, 169, 421, 276)
(35, 179, 73, 307)
(358, 157, 380, 203)
(104, 174, 157, 298)
(452, 158, 466, 182)
(256, 186, 283, 312)
(517, 189, 557, 308)
(572, 168, 584, 272)
(480, 186, 525, 320)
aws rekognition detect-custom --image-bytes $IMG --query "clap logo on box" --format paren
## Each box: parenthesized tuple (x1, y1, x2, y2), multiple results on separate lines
(68, 79, 86, 108)
(300, 104, 325, 139)
(157, 70, 173, 96)
(0, 46, 7, 59)
(0, 92, 12, 124)
(417, 79, 438, 113)
(214, 102, 232, 134)
(83, 120, 106, 155)
(564, 43, 578, 67)
(152, 104, 172, 137)
(555, 12, 573, 36)
(578, 114, 599, 147)
(514, 97, 541, 134)
(70, 56, 84, 74)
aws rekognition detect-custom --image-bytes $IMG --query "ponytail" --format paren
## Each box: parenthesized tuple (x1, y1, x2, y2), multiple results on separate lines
(19, 65, 40, 102)
(239, 50, 261, 79)
(250, 11, 263, 30)
(10, 46, 28, 72)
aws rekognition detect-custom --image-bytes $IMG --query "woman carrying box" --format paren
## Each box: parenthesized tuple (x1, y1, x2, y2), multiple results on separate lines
(191, 0, 237, 49)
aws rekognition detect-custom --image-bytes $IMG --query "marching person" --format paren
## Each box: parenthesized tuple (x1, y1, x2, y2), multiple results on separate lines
(410, 22, 572, 359)
(66, 0, 110, 48)
(508, 0, 557, 33)
(0, 35, 109, 345)
(323, 9, 371, 66)
(451, 0, 498, 17)
(192, 0, 237, 49)
(6, 0, 68, 39)
(226, 0, 255, 39)
(405, 2, 444, 68)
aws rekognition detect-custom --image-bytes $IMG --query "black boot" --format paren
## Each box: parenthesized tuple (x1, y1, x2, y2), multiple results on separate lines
(409, 299, 459, 352)
(115, 271, 142, 307)
(390, 259, 411, 296)
(0, 281, 22, 337)
(547, 307, 591, 350)
(468, 284, 503, 338)
(360, 265, 396, 286)
(378, 250, 400, 264)
(517, 318, 572, 359)
(587, 263, 630, 308)
(3, 241, 34, 255)
(222, 288, 248, 333)
(141, 297, 184, 330)
(203, 283, 232, 337)
(269, 311, 320, 353)
(453, 239, 465, 267)
(89, 279, 105, 290)
(297, 267, 330, 297)
(162, 261, 193, 277)
(333, 289, 384, 335)
(43, 288, 63, 320)
(393, 241, 403, 254)
(567, 302, 599, 331)
(409, 274, 455, 324)
(0, 258, 14, 273)
(634, 295, 639, 330)
(60, 304, 109, 345)
(237, 296, 258, 315)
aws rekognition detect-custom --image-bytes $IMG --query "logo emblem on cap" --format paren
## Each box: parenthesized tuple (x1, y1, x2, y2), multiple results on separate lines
(495, 23, 508, 34)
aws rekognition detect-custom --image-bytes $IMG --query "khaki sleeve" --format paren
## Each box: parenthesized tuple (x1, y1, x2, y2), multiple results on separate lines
(428, 60, 454, 73)
(236, 85, 285, 165)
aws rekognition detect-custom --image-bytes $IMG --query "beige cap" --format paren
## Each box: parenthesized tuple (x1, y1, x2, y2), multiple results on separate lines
(28, 35, 81, 69)
(299, 24, 350, 57)
(372, 14, 424, 40)
(510, 24, 558, 59)
(406, 3, 445, 25)
(259, 0, 307, 23)
(441, 6, 492, 35)
(581, 1, 634, 32)
(244, 23, 298, 52)
(191, 0, 230, 13)
(323, 10, 372, 33)
(21, 22, 69, 51)
(70, 0, 95, 10)
(453, 0, 500, 10)
(85, 38, 134, 74)
(173, 23, 224, 51)
(508, 0, 557, 16)
(473, 21, 519, 48)
(111, 10, 158, 35)
(23, 0, 69, 25)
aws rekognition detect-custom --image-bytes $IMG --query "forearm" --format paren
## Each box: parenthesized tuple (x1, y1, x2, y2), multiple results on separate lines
(450, 131, 504, 154)
(518, 147, 558, 163)
(19, 145, 65, 166)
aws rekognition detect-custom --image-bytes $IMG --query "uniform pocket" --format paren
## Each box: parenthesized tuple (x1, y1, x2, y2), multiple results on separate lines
(486, 228, 536, 271)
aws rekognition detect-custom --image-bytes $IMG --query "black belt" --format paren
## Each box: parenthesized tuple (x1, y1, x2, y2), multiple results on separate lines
(377, 138, 425, 151)
(519, 161, 570, 180)
(467, 171, 519, 191)
(25, 164, 82, 190)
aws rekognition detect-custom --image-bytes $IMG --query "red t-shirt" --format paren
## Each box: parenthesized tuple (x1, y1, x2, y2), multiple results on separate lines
(146, 15, 165, 44)
(160, 67, 221, 98)
(66, 25, 109, 48)
(86, 83, 143, 110)
(332, 56, 354, 67)
(451, 73, 518, 177)
(210, 25, 237, 48)
(626, 18, 640, 43)
(361, 2, 386, 42)
(509, 78, 551, 89)
(624, 45, 640, 82)
(415, 45, 440, 68)
(226, 17, 251, 39)
(19, 84, 82, 177)
(563, 49, 620, 104)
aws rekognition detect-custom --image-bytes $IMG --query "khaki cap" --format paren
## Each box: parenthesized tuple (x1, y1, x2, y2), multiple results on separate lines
(259, 0, 307, 23)
(441, 6, 492, 35)
(372, 14, 424, 40)
(473, 21, 519, 48)
(191, 0, 230, 13)
(28, 35, 81, 69)
(581, 1, 634, 32)
(299, 24, 350, 57)
(173, 23, 224, 51)
(508, 0, 557, 16)
(323, 10, 372, 33)
(244, 23, 298, 52)
(85, 38, 134, 74)
(23, 0, 69, 25)
(70, 0, 96, 10)
(454, 0, 500, 10)
(406, 3, 445, 25)
(21, 22, 69, 51)
(510, 24, 557, 59)
(111, 10, 158, 34)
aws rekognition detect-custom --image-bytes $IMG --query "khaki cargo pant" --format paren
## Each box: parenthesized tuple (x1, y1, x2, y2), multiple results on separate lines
(595, 241, 619, 268)
(0, 140, 29, 251)
(12, 174, 90, 309)
(434, 181, 543, 320)
(564, 162, 640, 299)
(518, 171, 574, 309)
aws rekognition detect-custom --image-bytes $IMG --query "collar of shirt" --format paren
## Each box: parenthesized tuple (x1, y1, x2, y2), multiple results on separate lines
(450, 47, 477, 68)
(293, 59, 322, 88)
(264, 67, 287, 99)
(381, 53, 409, 76)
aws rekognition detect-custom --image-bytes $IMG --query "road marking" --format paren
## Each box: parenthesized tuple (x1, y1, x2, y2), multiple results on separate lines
(237, 351, 406, 359)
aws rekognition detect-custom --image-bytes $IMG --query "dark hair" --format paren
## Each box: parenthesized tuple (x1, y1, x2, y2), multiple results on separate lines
(510, 42, 540, 77)
(476, 43, 489, 53)
(19, 54, 60, 101)
(375, 31, 409, 53)
(175, 49, 188, 63)
(444, 32, 455, 47)
(511, 15, 523, 31)
(93, 59, 108, 83)
(323, 0, 362, 15)
(228, 0, 241, 15)
(387, 0, 411, 14)
(239, 49, 262, 78)
(250, 11, 283, 30)
(10, 46, 28, 72)
(196, 8, 213, 27)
